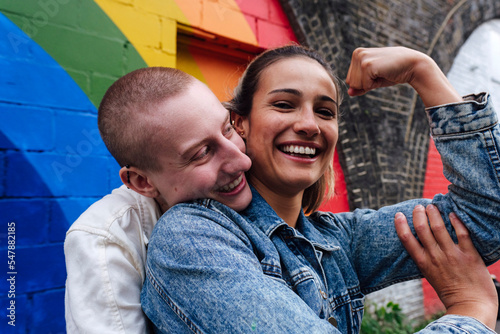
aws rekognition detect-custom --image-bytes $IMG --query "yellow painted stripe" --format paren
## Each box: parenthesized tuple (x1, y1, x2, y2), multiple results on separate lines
(93, 0, 258, 68)
(93, 0, 186, 67)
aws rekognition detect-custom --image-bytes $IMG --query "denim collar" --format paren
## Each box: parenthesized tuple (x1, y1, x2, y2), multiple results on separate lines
(239, 185, 288, 237)
(241, 185, 338, 251)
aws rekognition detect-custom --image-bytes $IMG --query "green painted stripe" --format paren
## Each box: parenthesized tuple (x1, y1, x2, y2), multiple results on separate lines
(1, 0, 147, 107)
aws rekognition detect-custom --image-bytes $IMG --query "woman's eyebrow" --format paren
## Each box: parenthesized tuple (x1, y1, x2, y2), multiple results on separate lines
(269, 88, 338, 107)
(268, 88, 302, 96)
(317, 95, 338, 107)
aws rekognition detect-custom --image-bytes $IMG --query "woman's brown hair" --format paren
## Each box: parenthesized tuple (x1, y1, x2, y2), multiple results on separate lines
(226, 44, 344, 214)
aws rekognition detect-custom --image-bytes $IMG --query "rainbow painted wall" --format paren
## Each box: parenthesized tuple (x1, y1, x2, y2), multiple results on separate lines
(0, 0, 461, 332)
(0, 0, 348, 331)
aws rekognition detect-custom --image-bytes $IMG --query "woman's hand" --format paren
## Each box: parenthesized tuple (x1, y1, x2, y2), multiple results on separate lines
(394, 204, 498, 330)
(346, 47, 462, 107)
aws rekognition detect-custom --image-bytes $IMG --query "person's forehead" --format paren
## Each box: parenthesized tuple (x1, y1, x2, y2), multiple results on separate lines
(154, 86, 229, 155)
(259, 57, 337, 96)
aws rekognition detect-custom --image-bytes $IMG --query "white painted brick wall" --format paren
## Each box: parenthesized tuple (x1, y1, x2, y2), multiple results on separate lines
(447, 19, 500, 114)
(365, 279, 425, 323)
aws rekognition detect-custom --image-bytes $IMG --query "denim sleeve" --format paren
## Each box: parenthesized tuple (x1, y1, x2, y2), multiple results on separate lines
(416, 315, 496, 334)
(330, 93, 500, 292)
(429, 93, 500, 264)
(141, 205, 337, 333)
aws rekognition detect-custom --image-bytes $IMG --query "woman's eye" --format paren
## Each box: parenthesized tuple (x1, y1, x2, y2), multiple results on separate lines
(273, 101, 293, 110)
(316, 108, 336, 118)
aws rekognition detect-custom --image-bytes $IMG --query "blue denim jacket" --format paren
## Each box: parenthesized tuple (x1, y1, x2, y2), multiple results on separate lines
(142, 93, 499, 334)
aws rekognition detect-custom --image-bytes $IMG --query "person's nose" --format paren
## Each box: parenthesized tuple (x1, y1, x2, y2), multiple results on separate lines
(294, 107, 320, 137)
(220, 138, 252, 175)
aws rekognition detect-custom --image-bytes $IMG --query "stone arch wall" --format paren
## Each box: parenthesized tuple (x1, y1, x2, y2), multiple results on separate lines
(0, 1, 298, 331)
(278, 0, 500, 319)
(279, 0, 500, 209)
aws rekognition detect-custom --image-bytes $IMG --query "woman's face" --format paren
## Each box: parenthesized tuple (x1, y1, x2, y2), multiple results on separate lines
(237, 56, 339, 197)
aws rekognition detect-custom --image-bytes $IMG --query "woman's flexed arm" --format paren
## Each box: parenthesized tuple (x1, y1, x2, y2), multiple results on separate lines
(346, 46, 462, 107)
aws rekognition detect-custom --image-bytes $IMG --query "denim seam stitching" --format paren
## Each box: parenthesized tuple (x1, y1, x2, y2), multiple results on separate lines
(426, 321, 473, 334)
(485, 128, 500, 184)
(290, 270, 314, 286)
(145, 266, 203, 334)
(328, 286, 363, 310)
(432, 121, 498, 138)
(262, 269, 281, 277)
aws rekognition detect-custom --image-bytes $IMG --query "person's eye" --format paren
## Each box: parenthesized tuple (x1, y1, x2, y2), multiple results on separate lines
(316, 108, 337, 119)
(272, 101, 293, 110)
(193, 146, 210, 161)
(223, 124, 234, 137)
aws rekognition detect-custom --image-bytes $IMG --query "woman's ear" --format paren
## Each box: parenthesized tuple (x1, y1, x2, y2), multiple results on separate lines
(231, 111, 248, 139)
(119, 166, 159, 198)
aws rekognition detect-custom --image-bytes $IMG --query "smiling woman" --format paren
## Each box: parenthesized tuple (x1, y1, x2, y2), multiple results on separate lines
(142, 44, 500, 333)
(232, 56, 340, 224)
(227, 45, 344, 217)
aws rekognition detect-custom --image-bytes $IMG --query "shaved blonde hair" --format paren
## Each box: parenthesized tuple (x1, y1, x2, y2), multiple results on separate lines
(98, 67, 194, 171)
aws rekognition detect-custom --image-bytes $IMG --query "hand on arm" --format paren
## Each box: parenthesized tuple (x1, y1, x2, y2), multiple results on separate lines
(394, 204, 498, 330)
(345, 47, 462, 107)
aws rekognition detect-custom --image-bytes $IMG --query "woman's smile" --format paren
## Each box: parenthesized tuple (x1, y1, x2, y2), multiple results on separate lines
(278, 143, 319, 159)
(239, 56, 339, 197)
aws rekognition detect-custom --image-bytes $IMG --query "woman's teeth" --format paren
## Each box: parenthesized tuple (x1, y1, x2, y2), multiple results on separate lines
(220, 174, 243, 192)
(280, 145, 316, 157)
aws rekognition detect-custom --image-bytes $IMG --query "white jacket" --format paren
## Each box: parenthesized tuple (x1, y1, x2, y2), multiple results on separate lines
(64, 185, 161, 333)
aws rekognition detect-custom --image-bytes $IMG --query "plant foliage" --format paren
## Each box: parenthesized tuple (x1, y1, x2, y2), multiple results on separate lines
(360, 302, 442, 334)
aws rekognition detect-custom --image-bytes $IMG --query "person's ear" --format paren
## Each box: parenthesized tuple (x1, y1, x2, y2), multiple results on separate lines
(119, 166, 159, 198)
(231, 111, 248, 139)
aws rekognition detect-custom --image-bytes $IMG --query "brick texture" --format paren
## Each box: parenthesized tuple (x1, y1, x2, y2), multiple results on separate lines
(0, 11, 119, 332)
(279, 0, 500, 320)
(0, 1, 298, 331)
(2, 0, 500, 331)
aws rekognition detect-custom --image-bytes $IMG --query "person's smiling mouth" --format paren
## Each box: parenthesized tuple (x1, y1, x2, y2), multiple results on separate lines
(219, 174, 244, 193)
(279, 144, 318, 158)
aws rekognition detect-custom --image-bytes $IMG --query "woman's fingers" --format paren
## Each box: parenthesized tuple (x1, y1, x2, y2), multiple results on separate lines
(395, 211, 425, 264)
(449, 212, 477, 255)
(412, 205, 439, 251)
(425, 204, 455, 253)
(346, 47, 416, 96)
(396, 205, 468, 268)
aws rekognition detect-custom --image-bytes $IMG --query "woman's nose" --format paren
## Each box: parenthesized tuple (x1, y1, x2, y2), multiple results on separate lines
(294, 108, 320, 137)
